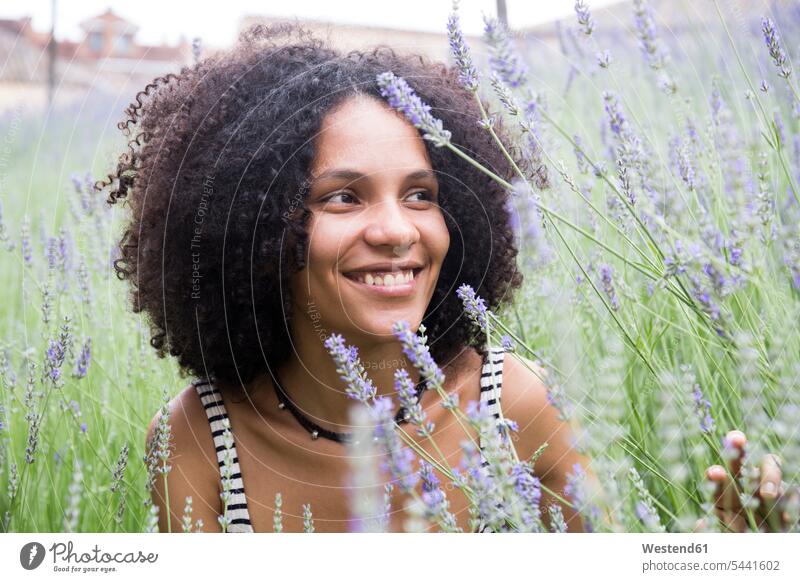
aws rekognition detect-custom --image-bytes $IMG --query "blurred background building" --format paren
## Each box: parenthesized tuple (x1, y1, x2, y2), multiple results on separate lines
(0, 0, 794, 114)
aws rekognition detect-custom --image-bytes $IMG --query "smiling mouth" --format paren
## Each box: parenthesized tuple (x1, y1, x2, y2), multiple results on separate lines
(341, 267, 423, 288)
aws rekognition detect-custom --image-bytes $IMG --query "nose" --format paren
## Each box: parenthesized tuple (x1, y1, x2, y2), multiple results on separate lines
(362, 198, 420, 251)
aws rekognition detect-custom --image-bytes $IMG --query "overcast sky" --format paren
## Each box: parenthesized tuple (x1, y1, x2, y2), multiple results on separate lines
(2, 0, 622, 47)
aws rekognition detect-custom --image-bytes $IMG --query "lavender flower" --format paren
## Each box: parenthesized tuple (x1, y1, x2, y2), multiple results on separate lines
(145, 503, 159, 533)
(303, 504, 314, 533)
(391, 321, 445, 389)
(761, 17, 791, 79)
(110, 443, 129, 493)
(456, 283, 490, 329)
(500, 334, 516, 352)
(596, 49, 612, 68)
(598, 263, 620, 311)
(633, 0, 668, 70)
(73, 338, 91, 379)
(447, 8, 479, 92)
(273, 492, 283, 532)
(691, 382, 715, 434)
(20, 216, 32, 265)
(347, 403, 387, 532)
(370, 396, 419, 493)
(418, 458, 460, 531)
(456, 440, 508, 531)
(323, 334, 377, 404)
(548, 504, 568, 532)
(628, 467, 665, 532)
(145, 392, 173, 494)
(182, 497, 194, 533)
(483, 17, 528, 88)
(63, 457, 83, 532)
(575, 0, 595, 36)
(394, 368, 434, 437)
(45, 339, 66, 384)
(510, 462, 543, 531)
(25, 412, 40, 463)
(376, 72, 451, 147)
(564, 463, 601, 532)
(677, 140, 696, 191)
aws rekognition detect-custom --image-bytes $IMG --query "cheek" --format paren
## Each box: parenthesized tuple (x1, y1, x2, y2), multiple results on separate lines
(426, 213, 450, 263)
(305, 215, 350, 276)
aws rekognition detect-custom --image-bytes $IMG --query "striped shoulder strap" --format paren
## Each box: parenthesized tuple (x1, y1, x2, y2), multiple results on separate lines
(475, 345, 509, 533)
(194, 380, 254, 533)
(478, 345, 508, 467)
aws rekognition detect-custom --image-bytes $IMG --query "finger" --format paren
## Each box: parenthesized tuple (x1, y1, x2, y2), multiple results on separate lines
(723, 430, 746, 479)
(758, 454, 782, 501)
(706, 464, 741, 515)
(781, 486, 800, 526)
(755, 454, 784, 532)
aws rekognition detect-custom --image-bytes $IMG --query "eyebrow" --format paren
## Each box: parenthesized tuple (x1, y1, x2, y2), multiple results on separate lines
(311, 169, 437, 182)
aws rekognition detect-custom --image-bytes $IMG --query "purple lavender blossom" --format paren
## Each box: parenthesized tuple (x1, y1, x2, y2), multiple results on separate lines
(564, 463, 600, 532)
(376, 72, 451, 147)
(511, 462, 543, 531)
(677, 141, 696, 191)
(73, 338, 91, 379)
(482, 17, 528, 89)
(632, 0, 668, 70)
(447, 10, 478, 92)
(458, 439, 508, 531)
(573, 134, 591, 174)
(370, 396, 419, 493)
(323, 334, 377, 404)
(46, 339, 66, 383)
(596, 49, 612, 68)
(574, 0, 595, 36)
(761, 17, 792, 79)
(394, 368, 434, 437)
(391, 321, 445, 389)
(20, 218, 32, 265)
(456, 283, 490, 329)
(689, 275, 727, 338)
(419, 458, 459, 530)
(500, 334, 516, 352)
(598, 263, 620, 311)
(603, 91, 646, 172)
(691, 384, 715, 434)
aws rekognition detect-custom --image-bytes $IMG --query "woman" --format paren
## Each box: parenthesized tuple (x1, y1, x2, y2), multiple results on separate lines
(109, 24, 781, 533)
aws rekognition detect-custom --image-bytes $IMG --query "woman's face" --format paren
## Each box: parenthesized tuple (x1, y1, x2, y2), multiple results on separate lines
(292, 95, 450, 344)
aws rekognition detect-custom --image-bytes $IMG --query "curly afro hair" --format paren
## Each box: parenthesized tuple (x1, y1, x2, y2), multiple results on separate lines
(103, 22, 527, 391)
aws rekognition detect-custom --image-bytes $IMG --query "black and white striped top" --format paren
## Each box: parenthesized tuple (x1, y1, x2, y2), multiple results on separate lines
(194, 345, 510, 533)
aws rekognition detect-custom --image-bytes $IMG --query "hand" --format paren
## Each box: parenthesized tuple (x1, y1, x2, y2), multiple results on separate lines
(703, 430, 795, 532)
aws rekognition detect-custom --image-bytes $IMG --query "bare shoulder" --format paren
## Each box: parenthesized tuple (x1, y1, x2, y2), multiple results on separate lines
(500, 353, 584, 481)
(146, 384, 222, 532)
(146, 384, 215, 454)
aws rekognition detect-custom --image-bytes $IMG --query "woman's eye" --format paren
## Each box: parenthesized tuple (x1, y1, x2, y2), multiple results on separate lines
(324, 192, 357, 204)
(407, 190, 434, 203)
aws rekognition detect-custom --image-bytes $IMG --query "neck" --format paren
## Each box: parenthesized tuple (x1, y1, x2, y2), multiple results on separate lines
(256, 315, 427, 434)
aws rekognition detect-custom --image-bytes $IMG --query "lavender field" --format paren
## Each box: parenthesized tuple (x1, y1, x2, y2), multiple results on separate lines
(1, 0, 800, 532)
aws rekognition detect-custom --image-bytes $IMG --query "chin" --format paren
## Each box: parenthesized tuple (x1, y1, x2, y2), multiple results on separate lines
(353, 313, 423, 340)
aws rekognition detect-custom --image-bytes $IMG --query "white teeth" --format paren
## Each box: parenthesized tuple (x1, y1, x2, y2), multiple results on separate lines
(351, 269, 417, 287)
